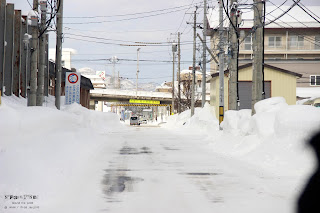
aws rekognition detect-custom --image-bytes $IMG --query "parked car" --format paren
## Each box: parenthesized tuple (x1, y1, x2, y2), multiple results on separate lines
(130, 116, 140, 125)
(139, 119, 147, 124)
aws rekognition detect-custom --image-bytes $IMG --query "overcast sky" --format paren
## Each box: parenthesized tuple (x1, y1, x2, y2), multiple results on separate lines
(7, 0, 320, 84)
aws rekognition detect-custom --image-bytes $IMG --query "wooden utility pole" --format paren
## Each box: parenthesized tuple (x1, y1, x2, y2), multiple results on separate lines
(201, 0, 207, 107)
(251, 0, 264, 114)
(55, 0, 63, 109)
(4, 3, 14, 96)
(218, 0, 225, 126)
(177, 32, 181, 114)
(29, 0, 38, 105)
(44, 33, 49, 97)
(197, 33, 218, 64)
(37, 0, 47, 105)
(13, 10, 22, 97)
(21, 16, 28, 98)
(229, 0, 239, 110)
(0, 0, 6, 96)
(136, 49, 140, 97)
(172, 42, 176, 115)
(191, 9, 197, 116)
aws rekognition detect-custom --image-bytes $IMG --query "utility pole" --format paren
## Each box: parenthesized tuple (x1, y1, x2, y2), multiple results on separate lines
(118, 67, 120, 88)
(218, 0, 225, 126)
(37, 0, 47, 106)
(251, 0, 263, 114)
(136, 48, 140, 97)
(111, 56, 118, 89)
(172, 41, 177, 115)
(4, 4, 14, 96)
(13, 10, 22, 97)
(197, 33, 218, 64)
(29, 0, 38, 105)
(0, 0, 6, 96)
(21, 16, 28, 98)
(44, 33, 49, 97)
(191, 9, 197, 116)
(201, 0, 207, 107)
(55, 0, 63, 109)
(229, 0, 239, 110)
(177, 32, 181, 114)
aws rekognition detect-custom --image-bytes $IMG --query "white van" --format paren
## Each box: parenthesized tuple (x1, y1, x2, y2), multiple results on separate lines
(130, 116, 140, 125)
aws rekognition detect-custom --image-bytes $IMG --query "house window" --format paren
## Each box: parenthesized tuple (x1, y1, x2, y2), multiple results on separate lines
(310, 75, 320, 86)
(315, 35, 320, 50)
(268, 36, 282, 47)
(289, 36, 304, 48)
(244, 35, 252, 50)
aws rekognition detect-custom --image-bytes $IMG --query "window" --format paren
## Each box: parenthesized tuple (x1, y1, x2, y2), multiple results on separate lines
(244, 35, 252, 50)
(298, 36, 304, 47)
(310, 75, 320, 86)
(315, 35, 320, 50)
(289, 36, 304, 48)
(268, 36, 282, 47)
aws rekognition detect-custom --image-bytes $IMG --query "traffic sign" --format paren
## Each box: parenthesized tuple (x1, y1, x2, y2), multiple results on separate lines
(65, 72, 81, 105)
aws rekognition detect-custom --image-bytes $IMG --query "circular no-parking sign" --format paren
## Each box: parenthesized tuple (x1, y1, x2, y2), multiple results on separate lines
(67, 73, 79, 84)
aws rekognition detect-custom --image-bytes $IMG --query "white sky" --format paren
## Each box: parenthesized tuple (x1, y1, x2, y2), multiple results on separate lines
(7, 0, 320, 84)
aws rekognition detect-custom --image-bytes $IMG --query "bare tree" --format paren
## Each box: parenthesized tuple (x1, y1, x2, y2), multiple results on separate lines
(175, 73, 201, 112)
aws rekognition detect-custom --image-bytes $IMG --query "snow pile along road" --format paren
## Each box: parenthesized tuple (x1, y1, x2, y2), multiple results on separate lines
(0, 96, 125, 212)
(164, 97, 320, 178)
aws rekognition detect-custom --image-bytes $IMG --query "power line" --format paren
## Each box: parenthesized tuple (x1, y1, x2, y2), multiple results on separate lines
(64, 36, 194, 47)
(237, 0, 319, 47)
(268, 0, 308, 28)
(26, 0, 33, 9)
(265, 0, 288, 16)
(65, 32, 195, 44)
(72, 58, 194, 63)
(64, 7, 190, 24)
(175, 0, 196, 33)
(265, 13, 320, 48)
(65, 1, 205, 19)
(298, 1, 320, 21)
(292, 0, 320, 24)
(265, 0, 300, 26)
(64, 26, 175, 34)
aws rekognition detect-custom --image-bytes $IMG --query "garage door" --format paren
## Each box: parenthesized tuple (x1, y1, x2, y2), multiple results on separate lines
(238, 81, 271, 110)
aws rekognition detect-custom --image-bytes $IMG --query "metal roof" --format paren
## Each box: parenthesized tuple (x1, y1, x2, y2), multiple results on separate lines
(210, 63, 303, 78)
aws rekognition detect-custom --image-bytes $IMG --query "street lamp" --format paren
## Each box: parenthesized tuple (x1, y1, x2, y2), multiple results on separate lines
(136, 48, 141, 97)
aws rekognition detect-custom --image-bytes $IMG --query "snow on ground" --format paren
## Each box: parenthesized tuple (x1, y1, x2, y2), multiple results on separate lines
(165, 98, 320, 176)
(0, 96, 125, 212)
(1, 95, 320, 212)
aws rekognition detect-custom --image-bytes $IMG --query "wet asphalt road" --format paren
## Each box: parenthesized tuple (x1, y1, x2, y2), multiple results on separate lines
(99, 126, 292, 213)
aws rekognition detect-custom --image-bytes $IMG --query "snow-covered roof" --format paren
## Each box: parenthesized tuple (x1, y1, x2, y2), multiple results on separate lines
(208, 5, 320, 29)
(180, 69, 202, 75)
(296, 87, 320, 98)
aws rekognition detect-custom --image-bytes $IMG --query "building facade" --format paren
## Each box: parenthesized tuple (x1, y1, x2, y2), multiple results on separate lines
(210, 63, 302, 117)
(207, 5, 320, 111)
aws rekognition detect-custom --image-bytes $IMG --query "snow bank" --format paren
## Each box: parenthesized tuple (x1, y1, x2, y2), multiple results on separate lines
(165, 97, 320, 177)
(0, 96, 125, 212)
(164, 103, 219, 133)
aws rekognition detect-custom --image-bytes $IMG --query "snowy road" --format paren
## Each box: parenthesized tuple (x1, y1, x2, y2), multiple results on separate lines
(96, 126, 295, 213)
(1, 97, 317, 213)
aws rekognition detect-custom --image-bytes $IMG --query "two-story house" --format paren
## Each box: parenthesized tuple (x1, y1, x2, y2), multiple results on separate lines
(237, 5, 320, 90)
